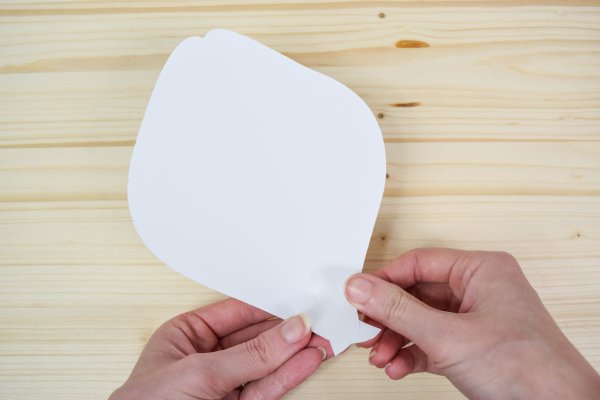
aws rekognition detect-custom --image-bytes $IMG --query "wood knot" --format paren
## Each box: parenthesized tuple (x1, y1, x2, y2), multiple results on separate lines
(395, 40, 429, 48)
(391, 102, 421, 108)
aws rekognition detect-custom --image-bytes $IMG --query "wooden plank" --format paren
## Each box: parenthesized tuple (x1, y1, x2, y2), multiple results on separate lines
(0, 197, 599, 398)
(2, 0, 599, 12)
(2, 196, 600, 265)
(2, 1, 600, 399)
(1, 5, 599, 145)
(1, 142, 599, 203)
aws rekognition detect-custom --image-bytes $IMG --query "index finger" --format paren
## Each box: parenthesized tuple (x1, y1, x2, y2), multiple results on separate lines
(187, 298, 273, 338)
(375, 248, 469, 294)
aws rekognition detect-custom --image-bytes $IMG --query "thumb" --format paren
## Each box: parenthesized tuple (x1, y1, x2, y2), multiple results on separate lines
(195, 314, 312, 396)
(345, 274, 452, 352)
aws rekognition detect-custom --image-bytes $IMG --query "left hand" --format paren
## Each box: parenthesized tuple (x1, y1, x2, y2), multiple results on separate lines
(109, 298, 333, 400)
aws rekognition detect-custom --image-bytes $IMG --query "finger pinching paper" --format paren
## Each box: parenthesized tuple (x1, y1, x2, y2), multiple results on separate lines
(128, 29, 386, 355)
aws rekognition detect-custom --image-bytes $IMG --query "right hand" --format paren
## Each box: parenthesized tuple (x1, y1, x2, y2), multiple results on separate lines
(345, 248, 600, 399)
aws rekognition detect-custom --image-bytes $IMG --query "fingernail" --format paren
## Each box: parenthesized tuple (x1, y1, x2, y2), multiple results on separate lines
(281, 314, 310, 343)
(317, 346, 327, 360)
(368, 349, 376, 365)
(345, 275, 374, 304)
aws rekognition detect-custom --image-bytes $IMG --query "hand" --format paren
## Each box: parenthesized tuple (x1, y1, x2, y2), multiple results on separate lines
(110, 298, 332, 400)
(345, 248, 600, 399)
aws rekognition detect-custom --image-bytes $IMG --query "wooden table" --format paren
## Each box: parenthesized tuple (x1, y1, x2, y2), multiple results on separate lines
(1, 1, 599, 398)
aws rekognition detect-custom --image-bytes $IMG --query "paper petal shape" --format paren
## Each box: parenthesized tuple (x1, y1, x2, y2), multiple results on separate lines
(128, 29, 386, 354)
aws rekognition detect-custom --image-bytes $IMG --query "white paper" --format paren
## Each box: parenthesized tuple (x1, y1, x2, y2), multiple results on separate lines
(128, 29, 386, 355)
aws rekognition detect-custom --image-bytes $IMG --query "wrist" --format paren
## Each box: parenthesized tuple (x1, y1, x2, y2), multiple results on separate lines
(108, 388, 123, 400)
(455, 339, 598, 400)
(108, 384, 138, 400)
(507, 340, 600, 400)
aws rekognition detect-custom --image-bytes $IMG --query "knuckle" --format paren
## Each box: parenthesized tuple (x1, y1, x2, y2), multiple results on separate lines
(244, 334, 271, 365)
(245, 387, 266, 400)
(491, 251, 522, 274)
(165, 311, 217, 352)
(237, 301, 256, 326)
(169, 311, 195, 332)
(380, 290, 410, 322)
(495, 251, 519, 265)
(248, 370, 289, 400)
(270, 369, 291, 394)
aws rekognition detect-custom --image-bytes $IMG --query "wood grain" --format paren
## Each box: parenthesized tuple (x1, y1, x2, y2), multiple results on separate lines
(1, 1, 599, 399)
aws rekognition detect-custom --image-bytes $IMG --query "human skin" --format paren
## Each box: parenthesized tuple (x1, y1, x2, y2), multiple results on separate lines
(110, 248, 600, 399)
(109, 299, 333, 400)
(346, 248, 600, 399)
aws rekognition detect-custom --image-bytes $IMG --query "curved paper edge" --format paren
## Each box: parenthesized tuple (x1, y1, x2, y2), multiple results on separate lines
(128, 29, 387, 357)
(356, 320, 381, 344)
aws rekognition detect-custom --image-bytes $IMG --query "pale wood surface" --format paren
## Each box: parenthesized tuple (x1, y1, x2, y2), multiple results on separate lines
(1, 1, 600, 399)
